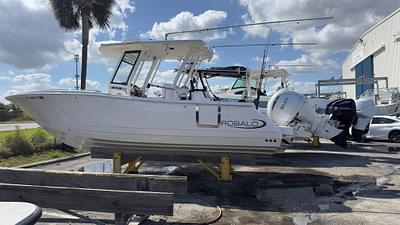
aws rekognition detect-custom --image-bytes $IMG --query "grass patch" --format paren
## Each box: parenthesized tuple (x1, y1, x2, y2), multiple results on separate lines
(0, 149, 79, 167)
(0, 128, 53, 145)
(0, 128, 82, 167)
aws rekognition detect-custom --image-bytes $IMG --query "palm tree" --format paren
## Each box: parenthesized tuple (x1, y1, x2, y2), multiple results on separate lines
(50, 0, 114, 90)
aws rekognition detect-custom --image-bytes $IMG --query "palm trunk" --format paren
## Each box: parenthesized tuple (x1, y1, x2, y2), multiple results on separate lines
(80, 8, 90, 90)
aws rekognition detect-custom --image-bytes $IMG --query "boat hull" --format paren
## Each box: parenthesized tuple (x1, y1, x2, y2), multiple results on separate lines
(6, 91, 284, 155)
(374, 103, 400, 116)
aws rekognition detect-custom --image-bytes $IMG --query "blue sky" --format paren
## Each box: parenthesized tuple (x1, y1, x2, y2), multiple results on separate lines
(0, 0, 399, 102)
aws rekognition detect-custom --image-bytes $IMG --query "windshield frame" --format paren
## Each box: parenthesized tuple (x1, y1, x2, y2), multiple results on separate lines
(111, 50, 141, 85)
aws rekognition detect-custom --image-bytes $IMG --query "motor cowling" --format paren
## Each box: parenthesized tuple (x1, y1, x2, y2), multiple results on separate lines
(267, 89, 347, 146)
(323, 97, 375, 142)
(325, 99, 357, 137)
(266, 89, 375, 147)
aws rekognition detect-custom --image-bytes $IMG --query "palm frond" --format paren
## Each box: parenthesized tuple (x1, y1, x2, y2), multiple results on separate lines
(49, 0, 80, 30)
(91, 0, 114, 29)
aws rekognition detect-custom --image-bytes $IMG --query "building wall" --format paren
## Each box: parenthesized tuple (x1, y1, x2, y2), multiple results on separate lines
(342, 9, 400, 99)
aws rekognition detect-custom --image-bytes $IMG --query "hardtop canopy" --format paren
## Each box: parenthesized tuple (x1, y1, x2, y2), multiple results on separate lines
(198, 66, 289, 80)
(100, 40, 213, 60)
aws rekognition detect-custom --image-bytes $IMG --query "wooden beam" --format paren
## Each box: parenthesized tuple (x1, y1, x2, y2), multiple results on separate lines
(0, 167, 186, 194)
(0, 182, 173, 215)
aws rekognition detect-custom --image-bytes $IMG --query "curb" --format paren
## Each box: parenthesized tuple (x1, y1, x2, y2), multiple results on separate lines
(17, 152, 91, 168)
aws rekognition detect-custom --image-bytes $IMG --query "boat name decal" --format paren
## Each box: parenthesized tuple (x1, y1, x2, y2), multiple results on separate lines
(220, 119, 266, 129)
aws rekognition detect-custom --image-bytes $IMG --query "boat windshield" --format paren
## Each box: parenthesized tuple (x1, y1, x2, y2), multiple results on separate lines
(134, 60, 153, 87)
(361, 88, 400, 97)
(112, 51, 140, 84)
(232, 78, 257, 89)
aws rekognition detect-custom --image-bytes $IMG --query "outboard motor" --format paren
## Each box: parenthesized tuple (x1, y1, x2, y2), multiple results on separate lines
(352, 97, 375, 141)
(324, 97, 375, 142)
(325, 99, 357, 138)
(266, 89, 375, 147)
(267, 89, 348, 147)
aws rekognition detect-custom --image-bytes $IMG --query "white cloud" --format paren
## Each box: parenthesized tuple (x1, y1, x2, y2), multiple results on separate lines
(0, 76, 11, 80)
(108, 0, 135, 37)
(63, 0, 135, 65)
(58, 77, 101, 90)
(288, 80, 342, 94)
(0, 0, 66, 69)
(241, 13, 269, 38)
(264, 78, 341, 95)
(275, 54, 338, 74)
(4, 73, 53, 98)
(11, 73, 51, 83)
(19, 0, 49, 10)
(204, 49, 220, 65)
(239, 0, 400, 71)
(0, 0, 134, 69)
(141, 10, 228, 41)
(153, 70, 176, 85)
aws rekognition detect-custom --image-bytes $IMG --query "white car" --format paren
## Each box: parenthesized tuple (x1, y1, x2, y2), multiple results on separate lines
(366, 115, 400, 142)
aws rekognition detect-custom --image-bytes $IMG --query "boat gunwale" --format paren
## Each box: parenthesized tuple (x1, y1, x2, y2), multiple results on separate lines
(6, 90, 256, 107)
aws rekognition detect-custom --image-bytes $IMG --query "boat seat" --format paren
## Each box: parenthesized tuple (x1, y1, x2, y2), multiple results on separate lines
(178, 86, 189, 100)
(130, 85, 143, 97)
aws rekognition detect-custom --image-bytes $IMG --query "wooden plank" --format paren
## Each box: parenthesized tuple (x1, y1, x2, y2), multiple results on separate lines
(0, 167, 186, 194)
(0, 182, 173, 215)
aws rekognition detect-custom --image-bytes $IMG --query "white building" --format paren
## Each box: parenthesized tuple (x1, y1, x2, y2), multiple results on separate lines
(342, 8, 400, 98)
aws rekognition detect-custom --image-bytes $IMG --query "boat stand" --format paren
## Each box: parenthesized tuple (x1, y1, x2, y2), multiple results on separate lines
(113, 152, 144, 174)
(112, 152, 146, 225)
(113, 150, 234, 181)
(312, 136, 321, 147)
(305, 136, 321, 147)
(198, 155, 233, 181)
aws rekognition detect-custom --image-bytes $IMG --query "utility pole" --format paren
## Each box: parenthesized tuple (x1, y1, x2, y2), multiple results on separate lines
(74, 54, 80, 90)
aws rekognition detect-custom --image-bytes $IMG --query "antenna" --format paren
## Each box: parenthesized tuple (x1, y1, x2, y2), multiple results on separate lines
(211, 42, 317, 48)
(255, 39, 270, 109)
(164, 16, 333, 40)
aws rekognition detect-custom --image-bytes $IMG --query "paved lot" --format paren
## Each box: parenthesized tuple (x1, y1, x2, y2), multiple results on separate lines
(0, 122, 40, 131)
(32, 140, 400, 225)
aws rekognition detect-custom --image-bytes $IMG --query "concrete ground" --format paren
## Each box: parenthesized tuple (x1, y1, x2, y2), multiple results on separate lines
(0, 122, 40, 131)
(34, 140, 400, 225)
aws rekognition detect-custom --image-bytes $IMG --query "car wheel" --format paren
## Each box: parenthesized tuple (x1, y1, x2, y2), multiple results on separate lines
(389, 131, 400, 143)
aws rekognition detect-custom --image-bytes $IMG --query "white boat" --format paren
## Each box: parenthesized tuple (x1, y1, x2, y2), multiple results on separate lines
(6, 40, 373, 153)
(6, 40, 285, 155)
(360, 88, 400, 116)
(211, 67, 288, 97)
(210, 66, 289, 107)
(209, 67, 330, 113)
